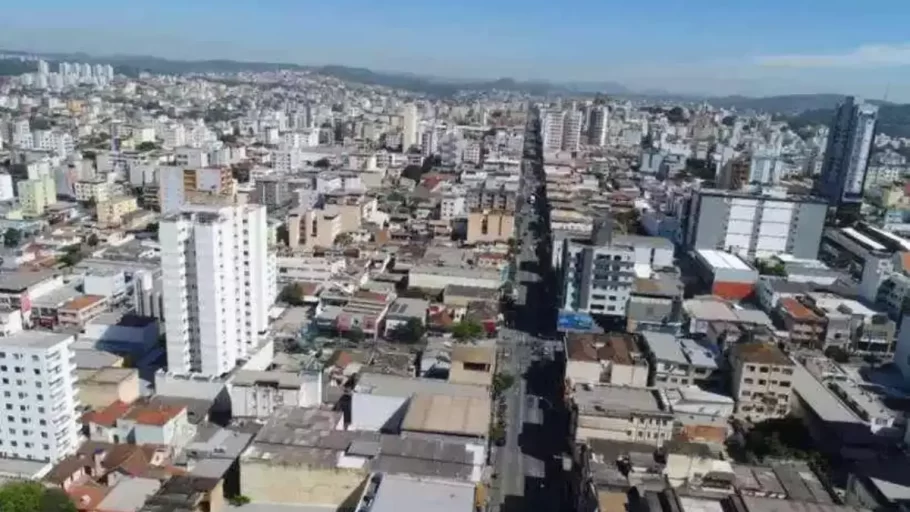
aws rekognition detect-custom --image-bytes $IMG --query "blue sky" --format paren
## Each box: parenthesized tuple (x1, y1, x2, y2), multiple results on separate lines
(3, 0, 910, 100)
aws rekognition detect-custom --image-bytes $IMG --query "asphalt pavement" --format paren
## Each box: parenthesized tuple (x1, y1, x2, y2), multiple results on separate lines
(489, 108, 567, 512)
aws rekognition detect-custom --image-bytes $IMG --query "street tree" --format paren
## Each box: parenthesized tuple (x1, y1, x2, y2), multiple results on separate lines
(3, 228, 21, 248)
(451, 320, 484, 340)
(278, 283, 306, 306)
(388, 318, 425, 344)
(0, 481, 76, 512)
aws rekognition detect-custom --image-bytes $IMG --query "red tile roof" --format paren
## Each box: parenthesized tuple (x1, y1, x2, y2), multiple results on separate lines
(781, 297, 820, 321)
(83, 401, 131, 427)
(124, 404, 185, 426)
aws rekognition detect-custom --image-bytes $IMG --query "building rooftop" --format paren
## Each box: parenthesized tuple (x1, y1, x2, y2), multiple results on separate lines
(60, 294, 106, 311)
(641, 332, 688, 365)
(566, 332, 643, 365)
(356, 373, 489, 399)
(368, 473, 476, 512)
(0, 330, 73, 349)
(697, 249, 755, 271)
(780, 298, 822, 321)
(232, 369, 316, 390)
(242, 406, 481, 481)
(573, 384, 669, 418)
(0, 270, 57, 291)
(401, 393, 491, 438)
(89, 312, 158, 328)
(386, 298, 430, 319)
(732, 342, 793, 367)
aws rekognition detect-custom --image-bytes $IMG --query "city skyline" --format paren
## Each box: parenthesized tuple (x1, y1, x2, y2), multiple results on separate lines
(2, 0, 910, 100)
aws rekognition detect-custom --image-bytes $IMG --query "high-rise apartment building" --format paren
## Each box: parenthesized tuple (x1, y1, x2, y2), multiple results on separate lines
(401, 103, 419, 151)
(0, 331, 80, 462)
(817, 96, 878, 218)
(588, 106, 608, 147)
(542, 110, 565, 152)
(543, 109, 583, 152)
(161, 203, 274, 376)
(684, 189, 828, 260)
(562, 110, 583, 152)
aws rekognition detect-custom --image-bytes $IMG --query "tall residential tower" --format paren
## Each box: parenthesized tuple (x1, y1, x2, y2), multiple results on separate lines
(161, 203, 274, 376)
(816, 96, 878, 220)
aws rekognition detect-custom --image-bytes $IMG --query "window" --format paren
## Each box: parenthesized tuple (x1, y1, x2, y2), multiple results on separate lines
(758, 380, 767, 385)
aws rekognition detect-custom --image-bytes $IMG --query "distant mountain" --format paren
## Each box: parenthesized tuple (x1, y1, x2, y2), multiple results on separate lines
(708, 94, 850, 114)
(785, 103, 910, 138)
(5, 49, 910, 137)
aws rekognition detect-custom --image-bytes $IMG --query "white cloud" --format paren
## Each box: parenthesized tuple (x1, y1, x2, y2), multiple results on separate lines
(756, 43, 910, 68)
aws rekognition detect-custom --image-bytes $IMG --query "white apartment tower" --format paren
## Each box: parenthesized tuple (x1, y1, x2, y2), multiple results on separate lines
(0, 331, 80, 462)
(543, 109, 583, 152)
(588, 106, 608, 147)
(562, 110, 583, 152)
(161, 204, 274, 376)
(542, 110, 565, 152)
(401, 103, 419, 151)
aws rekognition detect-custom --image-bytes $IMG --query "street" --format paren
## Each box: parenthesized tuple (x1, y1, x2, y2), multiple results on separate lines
(490, 106, 569, 512)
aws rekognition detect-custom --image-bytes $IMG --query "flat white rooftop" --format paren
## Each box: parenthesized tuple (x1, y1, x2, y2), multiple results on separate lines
(697, 249, 752, 271)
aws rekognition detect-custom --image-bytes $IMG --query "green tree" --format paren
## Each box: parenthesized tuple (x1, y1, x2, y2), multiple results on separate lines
(59, 246, 83, 267)
(492, 372, 515, 398)
(0, 481, 76, 512)
(136, 141, 158, 152)
(347, 326, 366, 343)
(824, 345, 850, 363)
(3, 228, 21, 248)
(86, 233, 99, 247)
(276, 224, 289, 246)
(489, 424, 506, 445)
(279, 283, 306, 306)
(451, 320, 484, 340)
(388, 318, 426, 344)
(313, 158, 331, 168)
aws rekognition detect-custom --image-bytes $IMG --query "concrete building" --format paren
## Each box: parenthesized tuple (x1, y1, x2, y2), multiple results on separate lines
(562, 110, 583, 152)
(73, 179, 109, 203)
(229, 370, 322, 419)
(161, 204, 274, 376)
(158, 166, 234, 214)
(588, 106, 608, 147)
(559, 217, 674, 319)
(694, 250, 760, 301)
(96, 195, 139, 227)
(684, 188, 828, 260)
(729, 342, 794, 422)
(401, 103, 419, 151)
(76, 367, 141, 410)
(466, 209, 514, 244)
(640, 332, 718, 388)
(564, 332, 649, 387)
(17, 175, 56, 216)
(817, 96, 878, 218)
(0, 331, 80, 462)
(571, 384, 674, 446)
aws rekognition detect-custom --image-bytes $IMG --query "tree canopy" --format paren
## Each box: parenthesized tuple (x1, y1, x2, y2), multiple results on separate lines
(451, 320, 484, 340)
(0, 481, 76, 512)
(136, 141, 158, 152)
(279, 283, 307, 306)
(3, 228, 21, 248)
(388, 318, 426, 344)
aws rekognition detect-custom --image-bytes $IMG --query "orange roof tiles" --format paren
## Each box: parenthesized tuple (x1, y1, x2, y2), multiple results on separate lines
(66, 481, 109, 511)
(124, 404, 185, 426)
(83, 400, 132, 427)
(781, 297, 820, 321)
(61, 294, 105, 311)
(901, 252, 910, 274)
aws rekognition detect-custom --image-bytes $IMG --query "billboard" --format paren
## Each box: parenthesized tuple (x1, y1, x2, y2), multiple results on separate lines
(557, 311, 595, 332)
